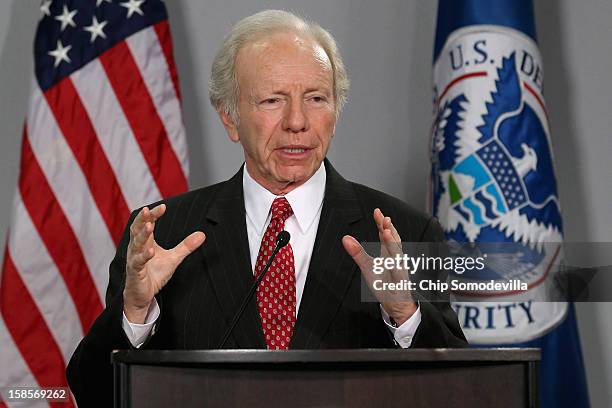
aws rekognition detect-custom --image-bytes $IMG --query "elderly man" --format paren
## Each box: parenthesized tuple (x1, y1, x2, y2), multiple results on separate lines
(67, 9, 466, 406)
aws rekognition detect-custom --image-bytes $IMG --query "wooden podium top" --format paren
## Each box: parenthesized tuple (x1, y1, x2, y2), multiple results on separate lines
(112, 348, 540, 365)
(112, 349, 541, 408)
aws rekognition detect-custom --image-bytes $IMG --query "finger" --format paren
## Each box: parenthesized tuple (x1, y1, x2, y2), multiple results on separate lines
(373, 208, 385, 232)
(343, 235, 387, 303)
(373, 209, 388, 250)
(142, 205, 165, 243)
(148, 203, 166, 222)
(375, 213, 402, 259)
(381, 228, 402, 259)
(127, 246, 155, 273)
(383, 216, 402, 244)
(169, 231, 206, 264)
(374, 209, 399, 247)
(129, 204, 167, 238)
(380, 227, 411, 283)
(131, 221, 154, 250)
(130, 207, 150, 238)
(342, 235, 374, 274)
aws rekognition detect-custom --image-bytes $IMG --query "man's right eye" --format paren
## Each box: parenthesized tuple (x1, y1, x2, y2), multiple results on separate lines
(262, 98, 280, 104)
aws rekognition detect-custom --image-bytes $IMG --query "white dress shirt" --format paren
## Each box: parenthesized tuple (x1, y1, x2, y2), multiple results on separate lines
(123, 163, 421, 348)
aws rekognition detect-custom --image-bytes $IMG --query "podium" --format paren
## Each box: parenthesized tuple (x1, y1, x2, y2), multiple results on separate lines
(112, 348, 539, 408)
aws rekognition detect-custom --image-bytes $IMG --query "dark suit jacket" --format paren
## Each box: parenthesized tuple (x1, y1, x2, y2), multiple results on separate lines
(67, 160, 467, 407)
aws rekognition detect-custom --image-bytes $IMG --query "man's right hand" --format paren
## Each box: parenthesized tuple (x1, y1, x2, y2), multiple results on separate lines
(123, 204, 206, 324)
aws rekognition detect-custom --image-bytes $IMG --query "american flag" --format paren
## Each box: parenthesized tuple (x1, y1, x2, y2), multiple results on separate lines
(0, 0, 188, 405)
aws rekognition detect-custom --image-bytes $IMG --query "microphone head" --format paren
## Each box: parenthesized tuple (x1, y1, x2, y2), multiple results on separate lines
(276, 230, 291, 249)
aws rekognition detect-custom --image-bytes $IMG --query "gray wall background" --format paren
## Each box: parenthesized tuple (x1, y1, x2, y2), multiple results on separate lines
(1, 0, 611, 405)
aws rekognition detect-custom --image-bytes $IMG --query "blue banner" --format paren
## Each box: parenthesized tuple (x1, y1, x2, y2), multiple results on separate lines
(430, 0, 589, 406)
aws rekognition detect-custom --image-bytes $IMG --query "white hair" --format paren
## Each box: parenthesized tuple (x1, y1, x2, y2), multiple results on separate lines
(208, 9, 349, 124)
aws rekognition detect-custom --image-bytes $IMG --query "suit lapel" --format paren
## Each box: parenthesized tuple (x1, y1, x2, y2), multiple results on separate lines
(291, 160, 363, 349)
(200, 161, 365, 349)
(202, 167, 266, 349)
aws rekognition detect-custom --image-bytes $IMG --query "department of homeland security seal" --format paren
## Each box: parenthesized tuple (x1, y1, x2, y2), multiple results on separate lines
(430, 25, 567, 343)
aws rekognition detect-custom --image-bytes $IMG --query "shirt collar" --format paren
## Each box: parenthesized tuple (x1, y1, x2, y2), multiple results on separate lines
(243, 163, 326, 235)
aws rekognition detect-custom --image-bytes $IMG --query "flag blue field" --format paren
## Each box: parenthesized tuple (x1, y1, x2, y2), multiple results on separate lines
(429, 0, 589, 406)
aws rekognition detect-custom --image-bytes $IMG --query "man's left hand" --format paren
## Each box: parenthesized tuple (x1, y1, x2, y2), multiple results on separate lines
(342, 208, 417, 326)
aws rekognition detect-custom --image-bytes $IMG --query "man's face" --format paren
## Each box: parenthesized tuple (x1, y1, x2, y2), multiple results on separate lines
(220, 32, 337, 194)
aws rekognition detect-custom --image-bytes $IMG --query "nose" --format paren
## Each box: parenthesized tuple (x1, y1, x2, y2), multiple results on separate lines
(282, 99, 308, 133)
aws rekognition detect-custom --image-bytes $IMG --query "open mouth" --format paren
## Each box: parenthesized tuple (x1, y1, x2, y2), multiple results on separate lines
(276, 146, 313, 158)
(282, 148, 307, 153)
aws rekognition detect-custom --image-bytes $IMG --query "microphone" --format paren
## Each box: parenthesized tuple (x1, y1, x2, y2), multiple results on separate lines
(275, 230, 290, 248)
(217, 230, 291, 349)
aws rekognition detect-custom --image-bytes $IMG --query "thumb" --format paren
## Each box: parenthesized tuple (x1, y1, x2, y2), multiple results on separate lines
(171, 231, 206, 263)
(342, 235, 372, 272)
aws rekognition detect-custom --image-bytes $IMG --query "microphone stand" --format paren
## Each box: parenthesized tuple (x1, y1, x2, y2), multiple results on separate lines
(217, 231, 290, 349)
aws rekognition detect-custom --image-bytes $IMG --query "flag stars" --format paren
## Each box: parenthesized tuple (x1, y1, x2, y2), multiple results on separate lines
(48, 40, 72, 67)
(40, 0, 52, 17)
(84, 16, 108, 43)
(55, 5, 77, 31)
(121, 0, 145, 18)
(96, 0, 113, 6)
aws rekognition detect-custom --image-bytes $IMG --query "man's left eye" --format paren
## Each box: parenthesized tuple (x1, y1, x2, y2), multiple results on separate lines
(310, 96, 326, 103)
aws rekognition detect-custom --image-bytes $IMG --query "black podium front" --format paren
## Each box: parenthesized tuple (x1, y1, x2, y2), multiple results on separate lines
(112, 348, 540, 408)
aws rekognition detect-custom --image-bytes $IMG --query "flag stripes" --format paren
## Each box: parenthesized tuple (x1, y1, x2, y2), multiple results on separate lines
(19, 131, 103, 330)
(44, 78, 131, 245)
(99, 40, 188, 198)
(9, 192, 83, 362)
(0, 1, 189, 404)
(0, 252, 75, 408)
(0, 316, 40, 405)
(154, 21, 182, 102)
(70, 59, 163, 210)
(26, 89, 116, 300)
(127, 26, 189, 177)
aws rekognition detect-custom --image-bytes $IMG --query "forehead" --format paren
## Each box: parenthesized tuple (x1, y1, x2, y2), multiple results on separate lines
(235, 32, 333, 90)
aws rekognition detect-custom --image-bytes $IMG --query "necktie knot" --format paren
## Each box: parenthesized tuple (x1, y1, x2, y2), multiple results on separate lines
(271, 197, 293, 222)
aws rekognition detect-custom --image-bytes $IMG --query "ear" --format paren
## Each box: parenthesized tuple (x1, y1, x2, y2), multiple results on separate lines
(218, 108, 240, 143)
